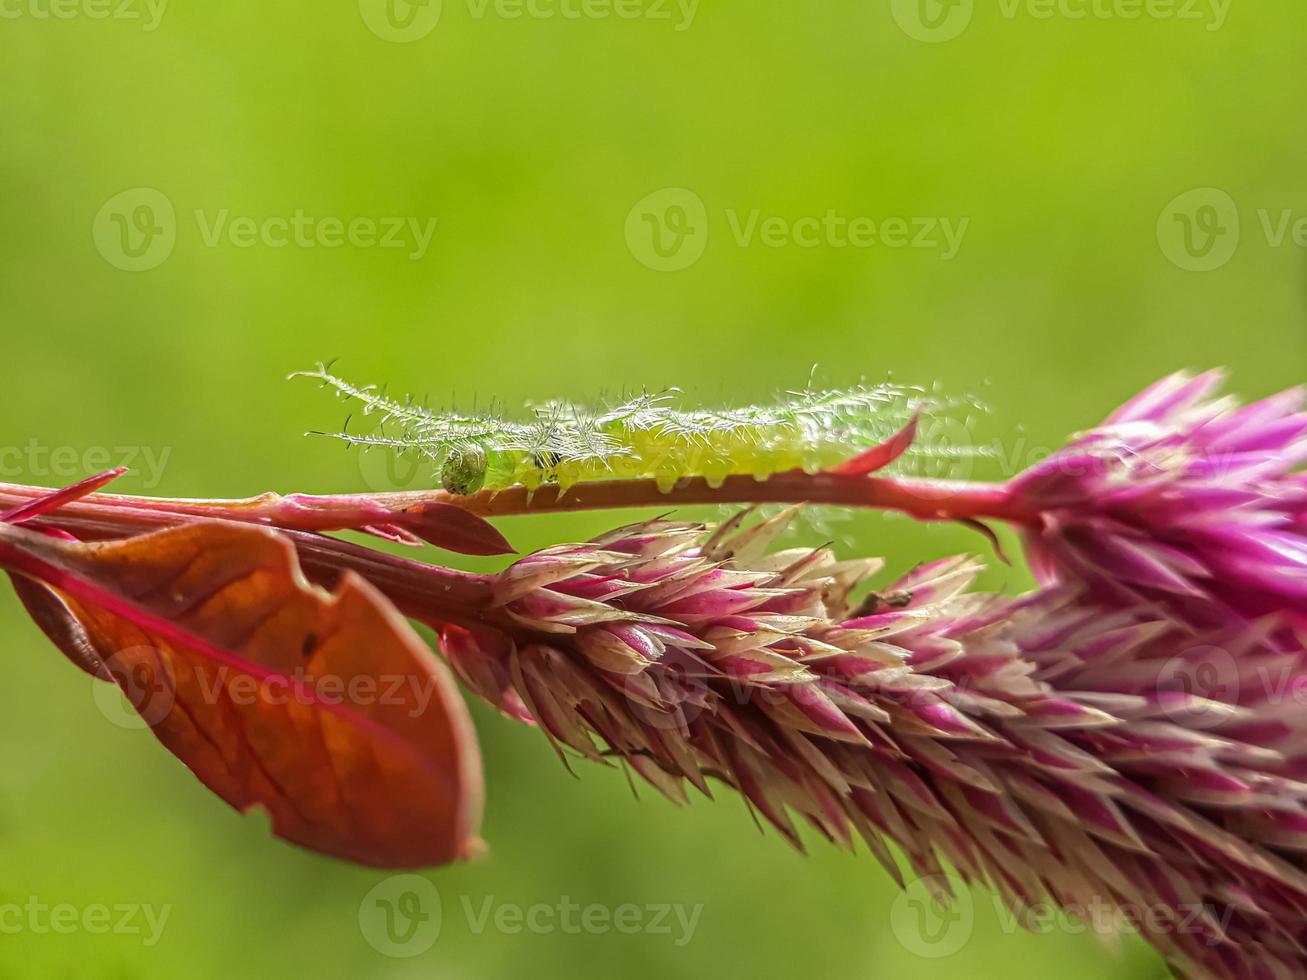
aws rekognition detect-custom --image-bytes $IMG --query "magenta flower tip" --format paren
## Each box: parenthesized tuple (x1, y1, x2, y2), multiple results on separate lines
(1012, 372, 1307, 640)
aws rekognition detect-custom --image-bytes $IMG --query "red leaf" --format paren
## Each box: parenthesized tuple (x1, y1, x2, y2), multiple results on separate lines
(395, 501, 515, 555)
(824, 411, 920, 477)
(0, 467, 127, 525)
(271, 494, 515, 555)
(9, 574, 112, 679)
(0, 520, 483, 869)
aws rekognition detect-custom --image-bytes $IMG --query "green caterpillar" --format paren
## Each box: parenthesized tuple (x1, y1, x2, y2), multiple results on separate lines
(294, 366, 961, 495)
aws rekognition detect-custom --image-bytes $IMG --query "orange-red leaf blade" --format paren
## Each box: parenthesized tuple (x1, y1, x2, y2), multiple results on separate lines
(0, 520, 484, 869)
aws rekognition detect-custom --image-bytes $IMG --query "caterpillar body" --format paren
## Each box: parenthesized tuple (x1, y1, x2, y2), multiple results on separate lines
(295, 367, 970, 495)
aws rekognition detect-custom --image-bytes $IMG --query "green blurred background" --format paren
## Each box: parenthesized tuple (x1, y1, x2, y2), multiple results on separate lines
(1, 2, 1304, 977)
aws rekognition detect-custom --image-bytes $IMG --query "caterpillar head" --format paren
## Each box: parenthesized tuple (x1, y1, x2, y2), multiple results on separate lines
(441, 444, 488, 496)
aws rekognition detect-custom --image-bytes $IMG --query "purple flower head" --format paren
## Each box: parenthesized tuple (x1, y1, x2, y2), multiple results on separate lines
(423, 512, 1307, 979)
(1010, 371, 1307, 634)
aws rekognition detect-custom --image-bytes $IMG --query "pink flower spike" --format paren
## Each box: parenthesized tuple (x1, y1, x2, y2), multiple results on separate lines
(1010, 372, 1307, 636)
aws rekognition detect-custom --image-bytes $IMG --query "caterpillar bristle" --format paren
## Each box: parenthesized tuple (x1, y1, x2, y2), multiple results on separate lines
(295, 366, 989, 495)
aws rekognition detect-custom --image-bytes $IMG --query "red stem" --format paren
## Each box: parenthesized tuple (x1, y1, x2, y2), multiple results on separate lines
(0, 471, 1034, 537)
(460, 472, 1032, 524)
(0, 472, 1034, 645)
(7, 502, 499, 629)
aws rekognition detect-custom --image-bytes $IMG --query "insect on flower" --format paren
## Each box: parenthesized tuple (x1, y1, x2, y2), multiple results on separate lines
(291, 364, 984, 493)
(3, 369, 1306, 979)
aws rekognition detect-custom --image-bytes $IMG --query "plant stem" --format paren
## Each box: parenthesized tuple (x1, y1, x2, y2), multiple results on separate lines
(0, 471, 1035, 538)
(0, 471, 1034, 644)
(2, 496, 500, 629)
(455, 472, 1033, 524)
